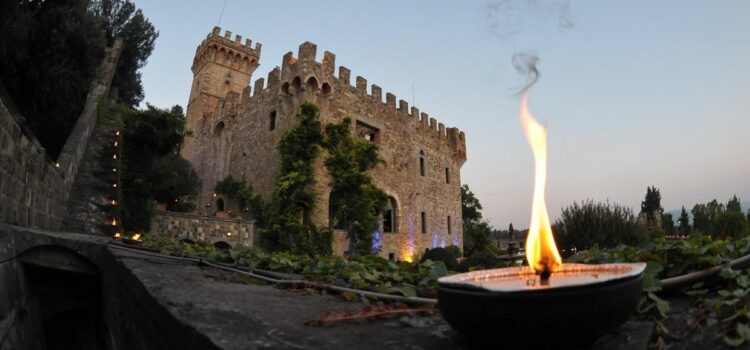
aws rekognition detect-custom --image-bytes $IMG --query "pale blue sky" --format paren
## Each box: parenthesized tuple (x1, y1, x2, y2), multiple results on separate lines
(137, 0, 750, 229)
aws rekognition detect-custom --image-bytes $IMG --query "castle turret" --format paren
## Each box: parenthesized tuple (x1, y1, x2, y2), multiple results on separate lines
(182, 26, 261, 159)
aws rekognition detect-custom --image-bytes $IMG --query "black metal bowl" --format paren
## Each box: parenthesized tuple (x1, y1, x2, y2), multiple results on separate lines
(437, 263, 645, 348)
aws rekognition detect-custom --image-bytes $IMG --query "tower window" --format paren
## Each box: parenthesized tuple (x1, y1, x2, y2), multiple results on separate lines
(421, 212, 427, 234)
(269, 111, 276, 131)
(383, 197, 397, 233)
(447, 216, 452, 235)
(445, 167, 450, 184)
(419, 150, 425, 177)
(356, 121, 379, 143)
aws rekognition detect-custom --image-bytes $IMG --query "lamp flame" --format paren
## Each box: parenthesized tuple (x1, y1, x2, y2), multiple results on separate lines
(519, 92, 562, 277)
(131, 233, 142, 241)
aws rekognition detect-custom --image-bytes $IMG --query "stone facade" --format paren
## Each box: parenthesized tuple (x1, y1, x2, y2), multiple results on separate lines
(183, 27, 467, 261)
(0, 40, 122, 232)
(151, 211, 255, 247)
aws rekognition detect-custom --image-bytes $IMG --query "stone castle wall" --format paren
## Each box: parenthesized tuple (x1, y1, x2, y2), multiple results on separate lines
(151, 211, 256, 247)
(184, 29, 467, 260)
(0, 40, 122, 232)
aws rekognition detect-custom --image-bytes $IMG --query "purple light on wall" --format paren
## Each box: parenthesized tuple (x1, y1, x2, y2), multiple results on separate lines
(372, 230, 381, 253)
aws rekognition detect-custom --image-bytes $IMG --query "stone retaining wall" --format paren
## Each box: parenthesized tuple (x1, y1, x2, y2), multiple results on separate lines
(151, 211, 256, 247)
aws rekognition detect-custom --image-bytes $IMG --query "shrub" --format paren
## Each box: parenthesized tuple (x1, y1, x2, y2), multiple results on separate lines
(554, 200, 649, 256)
(421, 247, 460, 270)
(457, 252, 509, 272)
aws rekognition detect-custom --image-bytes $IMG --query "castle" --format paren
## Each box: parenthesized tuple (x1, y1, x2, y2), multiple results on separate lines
(181, 27, 467, 260)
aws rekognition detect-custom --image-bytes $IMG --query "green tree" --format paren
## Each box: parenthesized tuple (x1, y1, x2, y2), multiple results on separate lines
(640, 186, 663, 228)
(661, 212, 675, 234)
(692, 203, 710, 234)
(0, 0, 106, 158)
(461, 184, 483, 222)
(554, 200, 649, 256)
(91, 0, 158, 107)
(714, 211, 747, 239)
(727, 195, 743, 214)
(323, 117, 387, 255)
(461, 184, 494, 256)
(678, 206, 691, 235)
(121, 105, 197, 231)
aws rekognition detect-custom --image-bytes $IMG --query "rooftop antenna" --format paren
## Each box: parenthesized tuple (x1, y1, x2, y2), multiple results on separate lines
(217, 0, 228, 26)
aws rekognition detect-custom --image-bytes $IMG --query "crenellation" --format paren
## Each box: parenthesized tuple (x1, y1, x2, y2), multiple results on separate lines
(245, 38, 252, 47)
(212, 26, 221, 36)
(356, 76, 367, 95)
(338, 66, 351, 85)
(322, 51, 336, 75)
(267, 67, 281, 88)
(385, 93, 396, 108)
(399, 100, 409, 114)
(410, 107, 419, 121)
(298, 42, 317, 62)
(420, 112, 429, 125)
(429, 118, 437, 131)
(371, 85, 382, 103)
(253, 78, 265, 96)
(224, 30, 232, 40)
(282, 52, 297, 71)
(438, 123, 446, 139)
(242, 86, 252, 101)
(235, 34, 242, 44)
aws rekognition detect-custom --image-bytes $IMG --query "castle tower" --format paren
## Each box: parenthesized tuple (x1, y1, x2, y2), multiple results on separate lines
(182, 26, 261, 159)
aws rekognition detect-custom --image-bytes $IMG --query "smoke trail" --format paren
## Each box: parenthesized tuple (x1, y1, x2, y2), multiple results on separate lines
(512, 52, 540, 95)
(485, 0, 575, 39)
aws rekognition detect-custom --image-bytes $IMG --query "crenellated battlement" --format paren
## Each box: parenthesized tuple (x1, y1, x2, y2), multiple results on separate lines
(201, 26, 261, 56)
(240, 39, 465, 158)
(192, 26, 261, 75)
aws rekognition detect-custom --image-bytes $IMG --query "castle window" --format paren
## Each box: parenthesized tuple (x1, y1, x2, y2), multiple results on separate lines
(356, 121, 380, 143)
(383, 197, 397, 233)
(269, 111, 276, 131)
(447, 216, 452, 235)
(216, 198, 225, 211)
(214, 121, 225, 136)
(445, 167, 450, 184)
(306, 76, 319, 92)
(329, 191, 349, 230)
(421, 212, 427, 234)
(419, 150, 425, 177)
(388, 253, 395, 261)
(321, 83, 332, 96)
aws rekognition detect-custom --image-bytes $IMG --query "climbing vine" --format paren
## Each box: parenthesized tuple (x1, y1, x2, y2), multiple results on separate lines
(323, 117, 388, 255)
(258, 102, 388, 256)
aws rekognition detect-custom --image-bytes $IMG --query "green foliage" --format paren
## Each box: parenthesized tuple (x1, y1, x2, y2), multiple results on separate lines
(260, 102, 328, 254)
(554, 200, 649, 255)
(121, 105, 198, 231)
(661, 212, 675, 234)
(141, 235, 449, 298)
(463, 220, 495, 257)
(461, 184, 483, 222)
(421, 247, 461, 271)
(457, 252, 512, 272)
(214, 175, 255, 212)
(692, 197, 748, 238)
(0, 0, 106, 159)
(91, 0, 158, 107)
(640, 186, 663, 228)
(715, 211, 748, 239)
(679, 206, 691, 235)
(323, 117, 387, 255)
(727, 195, 743, 214)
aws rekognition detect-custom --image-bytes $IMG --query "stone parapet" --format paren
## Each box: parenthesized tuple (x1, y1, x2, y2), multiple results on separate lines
(151, 211, 256, 247)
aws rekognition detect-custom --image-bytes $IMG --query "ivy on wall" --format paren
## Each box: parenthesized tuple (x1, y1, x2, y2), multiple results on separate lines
(253, 102, 388, 256)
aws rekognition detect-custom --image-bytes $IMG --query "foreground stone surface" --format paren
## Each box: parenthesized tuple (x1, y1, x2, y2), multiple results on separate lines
(112, 247, 661, 350)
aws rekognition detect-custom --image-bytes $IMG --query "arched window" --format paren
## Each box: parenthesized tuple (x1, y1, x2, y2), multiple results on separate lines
(214, 121, 225, 136)
(321, 82, 332, 96)
(419, 150, 425, 177)
(383, 197, 397, 233)
(216, 197, 225, 211)
(306, 76, 319, 92)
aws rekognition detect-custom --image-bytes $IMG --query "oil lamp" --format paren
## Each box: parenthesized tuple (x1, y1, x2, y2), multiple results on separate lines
(437, 93, 645, 346)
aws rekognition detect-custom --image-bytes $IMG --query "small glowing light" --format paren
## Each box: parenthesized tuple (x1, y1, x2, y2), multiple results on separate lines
(114, 232, 121, 238)
(55, 162, 60, 168)
(115, 130, 120, 136)
(112, 154, 118, 160)
(111, 199, 117, 205)
(226, 232, 232, 236)
(112, 168, 117, 173)
(114, 141, 118, 147)
(112, 183, 118, 188)
(111, 218, 118, 226)
(132, 233, 142, 240)
(212, 193, 217, 198)
(174, 199, 178, 202)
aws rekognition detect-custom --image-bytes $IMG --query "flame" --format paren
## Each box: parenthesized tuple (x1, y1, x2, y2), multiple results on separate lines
(519, 92, 562, 276)
(131, 233, 142, 240)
